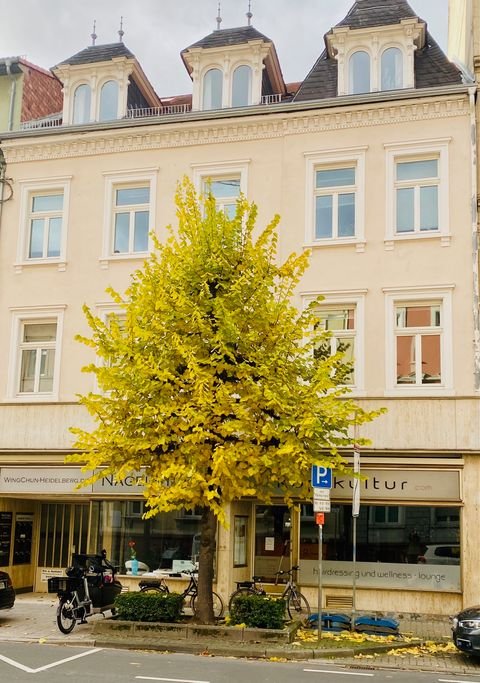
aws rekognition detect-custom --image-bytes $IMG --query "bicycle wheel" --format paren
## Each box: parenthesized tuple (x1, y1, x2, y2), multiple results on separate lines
(286, 590, 311, 621)
(56, 596, 77, 634)
(228, 587, 256, 613)
(140, 584, 169, 594)
(191, 591, 224, 619)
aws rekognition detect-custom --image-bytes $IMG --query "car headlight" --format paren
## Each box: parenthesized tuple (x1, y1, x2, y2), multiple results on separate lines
(459, 619, 480, 629)
(452, 617, 458, 629)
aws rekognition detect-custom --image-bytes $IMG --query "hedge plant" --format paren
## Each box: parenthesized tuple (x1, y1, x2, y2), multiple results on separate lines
(114, 591, 184, 622)
(229, 594, 285, 629)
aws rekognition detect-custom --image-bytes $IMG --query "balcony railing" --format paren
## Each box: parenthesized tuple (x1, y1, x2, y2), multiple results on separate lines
(260, 93, 282, 104)
(20, 114, 63, 130)
(125, 104, 192, 118)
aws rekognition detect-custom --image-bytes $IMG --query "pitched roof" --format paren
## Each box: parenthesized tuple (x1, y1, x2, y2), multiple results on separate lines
(334, 0, 418, 30)
(184, 25, 271, 51)
(55, 42, 135, 67)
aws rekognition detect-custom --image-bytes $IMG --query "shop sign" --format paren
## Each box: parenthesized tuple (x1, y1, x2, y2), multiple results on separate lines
(332, 469, 461, 502)
(0, 467, 146, 495)
(299, 559, 461, 592)
(40, 568, 65, 583)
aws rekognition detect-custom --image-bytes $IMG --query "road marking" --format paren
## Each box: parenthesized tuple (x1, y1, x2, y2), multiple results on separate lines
(0, 648, 102, 674)
(304, 671, 374, 677)
(136, 677, 210, 683)
(439, 680, 480, 683)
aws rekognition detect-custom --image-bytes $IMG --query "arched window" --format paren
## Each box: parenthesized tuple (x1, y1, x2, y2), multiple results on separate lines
(203, 68, 223, 110)
(349, 51, 370, 95)
(99, 80, 119, 121)
(232, 65, 251, 107)
(72, 84, 91, 124)
(381, 48, 403, 90)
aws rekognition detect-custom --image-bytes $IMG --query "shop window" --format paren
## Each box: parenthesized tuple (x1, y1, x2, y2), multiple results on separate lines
(232, 65, 251, 107)
(381, 47, 403, 90)
(349, 51, 371, 94)
(203, 68, 223, 110)
(99, 80, 119, 121)
(72, 83, 91, 124)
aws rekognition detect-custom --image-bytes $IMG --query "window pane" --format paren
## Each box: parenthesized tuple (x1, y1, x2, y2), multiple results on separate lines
(73, 84, 91, 124)
(397, 305, 440, 328)
(396, 187, 414, 232)
(47, 217, 62, 257)
(318, 308, 355, 331)
(420, 186, 438, 231)
(210, 179, 240, 199)
(315, 195, 333, 238)
(133, 211, 149, 252)
(232, 65, 251, 107)
(203, 68, 223, 110)
(23, 323, 57, 342)
(337, 336, 354, 384)
(338, 193, 355, 237)
(99, 80, 119, 121)
(223, 203, 237, 219)
(381, 47, 403, 90)
(29, 219, 44, 258)
(396, 159, 438, 181)
(20, 350, 36, 392)
(422, 334, 441, 384)
(32, 194, 63, 212)
(396, 335, 415, 383)
(39, 349, 55, 392)
(349, 51, 370, 94)
(114, 213, 130, 253)
(316, 168, 355, 188)
(116, 187, 150, 206)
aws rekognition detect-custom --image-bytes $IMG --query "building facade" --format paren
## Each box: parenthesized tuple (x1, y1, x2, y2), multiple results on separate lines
(0, 0, 478, 615)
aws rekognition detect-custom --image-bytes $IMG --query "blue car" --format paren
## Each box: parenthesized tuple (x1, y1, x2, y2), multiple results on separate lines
(452, 606, 480, 655)
(0, 570, 15, 610)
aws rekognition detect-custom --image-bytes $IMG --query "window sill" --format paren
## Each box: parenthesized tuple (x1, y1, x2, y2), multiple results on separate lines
(383, 388, 455, 398)
(99, 253, 150, 269)
(384, 233, 451, 250)
(14, 260, 67, 274)
(304, 239, 366, 253)
(8, 394, 59, 403)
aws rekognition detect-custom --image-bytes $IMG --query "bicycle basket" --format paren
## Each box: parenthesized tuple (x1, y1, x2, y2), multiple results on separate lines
(236, 581, 254, 589)
(47, 576, 82, 594)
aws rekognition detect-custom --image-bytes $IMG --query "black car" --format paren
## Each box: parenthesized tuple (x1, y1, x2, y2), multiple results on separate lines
(0, 570, 15, 610)
(452, 606, 480, 655)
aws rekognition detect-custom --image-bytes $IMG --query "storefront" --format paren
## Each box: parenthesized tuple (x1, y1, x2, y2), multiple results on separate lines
(0, 460, 465, 615)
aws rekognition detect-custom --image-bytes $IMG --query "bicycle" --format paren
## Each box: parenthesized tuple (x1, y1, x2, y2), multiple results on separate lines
(228, 565, 310, 621)
(139, 570, 224, 618)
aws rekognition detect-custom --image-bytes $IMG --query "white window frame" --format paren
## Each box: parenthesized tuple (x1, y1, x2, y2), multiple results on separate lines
(302, 290, 366, 395)
(380, 46, 404, 91)
(348, 49, 371, 95)
(16, 177, 71, 273)
(384, 286, 454, 396)
(7, 306, 65, 402)
(385, 139, 450, 247)
(101, 168, 158, 267)
(231, 64, 253, 107)
(192, 160, 250, 209)
(304, 147, 367, 251)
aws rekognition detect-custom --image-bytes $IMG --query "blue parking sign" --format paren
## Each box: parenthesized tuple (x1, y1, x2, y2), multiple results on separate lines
(311, 465, 332, 489)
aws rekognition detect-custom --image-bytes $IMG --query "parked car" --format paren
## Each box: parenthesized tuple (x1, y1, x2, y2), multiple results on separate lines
(452, 606, 480, 655)
(417, 544, 460, 565)
(0, 570, 15, 610)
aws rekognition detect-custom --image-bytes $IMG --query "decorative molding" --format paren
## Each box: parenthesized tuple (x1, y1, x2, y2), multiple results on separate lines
(2, 96, 470, 164)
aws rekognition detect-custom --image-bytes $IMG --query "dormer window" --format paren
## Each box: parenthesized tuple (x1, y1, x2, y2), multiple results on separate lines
(203, 68, 223, 110)
(349, 51, 370, 95)
(232, 65, 252, 107)
(72, 84, 91, 124)
(381, 47, 403, 90)
(99, 80, 119, 121)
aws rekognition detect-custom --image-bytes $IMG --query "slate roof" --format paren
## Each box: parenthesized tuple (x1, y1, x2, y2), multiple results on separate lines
(294, 0, 462, 103)
(184, 25, 271, 51)
(56, 43, 135, 67)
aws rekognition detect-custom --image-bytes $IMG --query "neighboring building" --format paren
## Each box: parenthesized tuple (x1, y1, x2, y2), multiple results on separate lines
(0, 0, 477, 616)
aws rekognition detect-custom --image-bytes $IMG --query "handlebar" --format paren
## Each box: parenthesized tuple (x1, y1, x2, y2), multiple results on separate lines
(275, 565, 299, 576)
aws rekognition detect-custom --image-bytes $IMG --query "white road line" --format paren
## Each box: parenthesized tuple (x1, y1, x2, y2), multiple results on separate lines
(136, 678, 210, 683)
(304, 670, 374, 677)
(0, 647, 103, 674)
(439, 680, 480, 683)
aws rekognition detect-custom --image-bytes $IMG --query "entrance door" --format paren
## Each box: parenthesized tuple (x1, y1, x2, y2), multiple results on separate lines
(254, 505, 291, 582)
(38, 503, 89, 569)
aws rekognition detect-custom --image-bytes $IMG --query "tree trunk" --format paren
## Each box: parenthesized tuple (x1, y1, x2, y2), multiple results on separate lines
(194, 506, 217, 624)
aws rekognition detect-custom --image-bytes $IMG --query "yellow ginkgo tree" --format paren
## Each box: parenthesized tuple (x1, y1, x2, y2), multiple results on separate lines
(70, 178, 380, 623)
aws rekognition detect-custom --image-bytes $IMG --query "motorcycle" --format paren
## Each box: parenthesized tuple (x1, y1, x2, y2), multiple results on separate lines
(48, 549, 122, 634)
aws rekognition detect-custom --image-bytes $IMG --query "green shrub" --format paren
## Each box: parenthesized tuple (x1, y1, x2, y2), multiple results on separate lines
(229, 594, 285, 629)
(114, 591, 184, 622)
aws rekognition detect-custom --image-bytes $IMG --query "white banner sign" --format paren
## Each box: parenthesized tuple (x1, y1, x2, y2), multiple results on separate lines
(0, 467, 146, 496)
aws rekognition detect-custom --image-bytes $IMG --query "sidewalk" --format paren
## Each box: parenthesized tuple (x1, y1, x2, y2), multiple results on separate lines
(1, 593, 479, 675)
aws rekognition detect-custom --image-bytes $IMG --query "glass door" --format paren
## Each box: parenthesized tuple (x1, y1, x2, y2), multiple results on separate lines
(38, 503, 89, 569)
(254, 505, 291, 582)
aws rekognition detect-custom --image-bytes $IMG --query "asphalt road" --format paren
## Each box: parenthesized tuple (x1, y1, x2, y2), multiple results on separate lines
(0, 642, 479, 683)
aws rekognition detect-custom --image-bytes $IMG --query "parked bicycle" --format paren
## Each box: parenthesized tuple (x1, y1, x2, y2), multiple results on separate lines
(139, 569, 224, 618)
(48, 550, 122, 634)
(228, 565, 310, 621)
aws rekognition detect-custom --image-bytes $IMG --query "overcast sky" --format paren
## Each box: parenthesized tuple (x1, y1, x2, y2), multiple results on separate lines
(0, 0, 449, 97)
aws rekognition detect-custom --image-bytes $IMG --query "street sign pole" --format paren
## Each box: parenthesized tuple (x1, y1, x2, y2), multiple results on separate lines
(351, 446, 360, 631)
(316, 513, 324, 642)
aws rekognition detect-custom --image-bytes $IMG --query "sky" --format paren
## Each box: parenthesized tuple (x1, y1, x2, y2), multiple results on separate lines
(0, 0, 449, 98)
